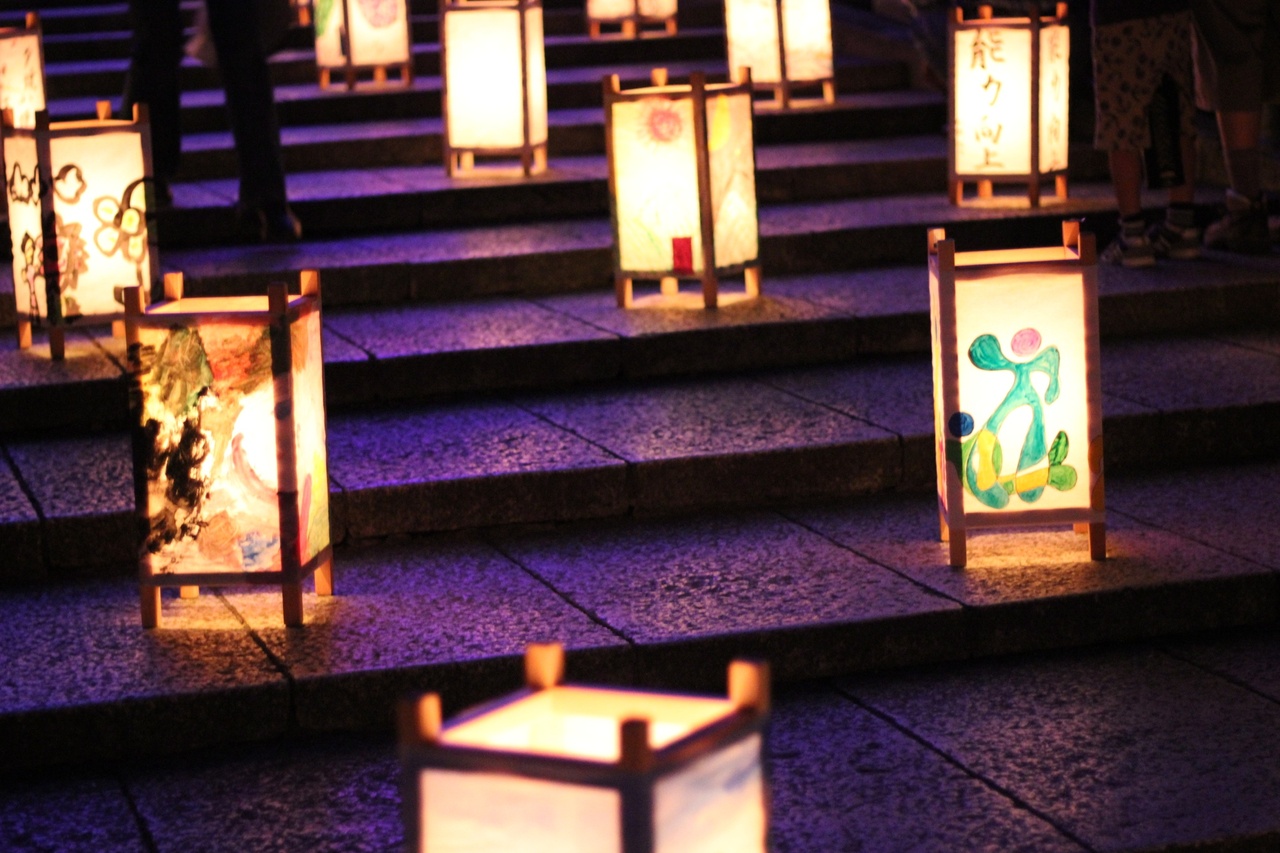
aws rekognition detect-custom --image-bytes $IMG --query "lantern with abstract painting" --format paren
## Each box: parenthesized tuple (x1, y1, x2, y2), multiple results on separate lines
(724, 0, 835, 108)
(442, 0, 547, 176)
(586, 0, 676, 38)
(949, 3, 1068, 206)
(605, 69, 761, 309)
(2, 103, 156, 360)
(125, 271, 333, 629)
(400, 643, 770, 852)
(314, 0, 412, 89)
(929, 221, 1104, 568)
(0, 12, 46, 130)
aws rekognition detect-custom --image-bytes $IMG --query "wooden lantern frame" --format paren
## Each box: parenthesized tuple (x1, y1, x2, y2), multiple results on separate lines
(929, 221, 1104, 569)
(441, 0, 548, 177)
(604, 68, 763, 310)
(586, 0, 677, 38)
(947, 2, 1068, 207)
(2, 102, 157, 360)
(400, 644, 770, 853)
(314, 0, 414, 90)
(125, 270, 334, 629)
(0, 12, 46, 130)
(724, 0, 836, 109)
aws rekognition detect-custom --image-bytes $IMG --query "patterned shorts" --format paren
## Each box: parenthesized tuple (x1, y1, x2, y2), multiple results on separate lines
(1093, 12, 1197, 151)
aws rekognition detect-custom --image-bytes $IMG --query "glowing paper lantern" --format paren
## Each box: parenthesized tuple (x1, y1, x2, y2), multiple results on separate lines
(929, 221, 1104, 568)
(948, 2, 1068, 206)
(0, 13, 45, 130)
(314, 0, 412, 89)
(724, 0, 834, 108)
(2, 103, 156, 360)
(442, 0, 548, 177)
(586, 0, 676, 38)
(400, 644, 770, 852)
(124, 271, 333, 629)
(605, 69, 761, 309)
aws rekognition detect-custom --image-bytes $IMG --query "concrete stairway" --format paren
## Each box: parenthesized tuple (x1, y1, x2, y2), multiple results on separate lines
(2, 5, 1280, 849)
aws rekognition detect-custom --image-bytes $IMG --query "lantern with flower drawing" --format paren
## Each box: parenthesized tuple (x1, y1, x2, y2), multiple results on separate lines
(586, 0, 676, 38)
(442, 0, 547, 176)
(929, 221, 1104, 568)
(949, 3, 1068, 206)
(724, 0, 835, 108)
(0, 12, 45, 131)
(2, 103, 156, 360)
(314, 0, 412, 89)
(125, 270, 333, 629)
(605, 69, 761, 309)
(400, 643, 770, 852)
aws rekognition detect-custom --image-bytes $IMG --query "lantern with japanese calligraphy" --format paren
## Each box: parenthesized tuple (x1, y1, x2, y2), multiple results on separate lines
(400, 643, 770, 853)
(125, 270, 333, 629)
(314, 0, 413, 89)
(929, 221, 1104, 569)
(948, 3, 1068, 206)
(2, 103, 156, 360)
(605, 69, 761, 309)
(724, 0, 835, 108)
(0, 12, 45, 131)
(586, 0, 676, 38)
(442, 0, 548, 177)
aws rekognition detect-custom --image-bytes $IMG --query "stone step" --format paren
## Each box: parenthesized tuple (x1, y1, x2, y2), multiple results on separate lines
(0, 457, 1277, 773)
(3, 251, 1277, 436)
(2, 330, 1278, 584)
(42, 27, 729, 98)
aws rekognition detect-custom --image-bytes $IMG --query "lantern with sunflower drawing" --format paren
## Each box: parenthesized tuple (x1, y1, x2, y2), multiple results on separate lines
(2, 102, 156, 359)
(604, 68, 761, 309)
(0, 12, 46, 131)
(314, 0, 413, 89)
(124, 270, 333, 629)
(929, 221, 1104, 568)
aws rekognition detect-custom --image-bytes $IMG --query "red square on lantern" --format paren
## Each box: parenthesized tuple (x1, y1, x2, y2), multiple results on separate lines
(671, 236, 693, 274)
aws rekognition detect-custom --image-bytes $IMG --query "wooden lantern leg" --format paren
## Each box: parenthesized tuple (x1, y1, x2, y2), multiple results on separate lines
(179, 585, 199, 599)
(949, 179, 964, 205)
(616, 275, 632, 308)
(314, 557, 334, 596)
(977, 180, 993, 199)
(374, 66, 387, 85)
(589, 21, 600, 36)
(48, 327, 66, 361)
(659, 276, 678, 297)
(1028, 179, 1041, 208)
(16, 320, 32, 350)
(319, 68, 331, 88)
(948, 529, 967, 569)
(112, 320, 125, 338)
(399, 63, 412, 85)
(1056, 174, 1069, 200)
(460, 151, 475, 172)
(664, 17, 677, 34)
(344, 68, 357, 91)
(141, 586, 161, 629)
(822, 80, 836, 104)
(282, 581, 304, 627)
(622, 19, 636, 37)
(939, 511, 950, 542)
(1089, 522, 1106, 560)
(533, 146, 547, 173)
(744, 265, 762, 298)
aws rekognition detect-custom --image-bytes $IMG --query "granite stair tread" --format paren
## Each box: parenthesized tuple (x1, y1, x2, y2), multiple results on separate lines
(0, 458, 1276, 774)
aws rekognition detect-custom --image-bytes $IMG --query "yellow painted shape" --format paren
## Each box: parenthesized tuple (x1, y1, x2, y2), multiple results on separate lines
(708, 94, 731, 152)
(974, 429, 998, 491)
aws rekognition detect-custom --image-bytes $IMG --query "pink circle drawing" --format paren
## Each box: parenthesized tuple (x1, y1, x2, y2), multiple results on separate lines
(1011, 327, 1041, 356)
(646, 104, 683, 144)
(357, 0, 398, 28)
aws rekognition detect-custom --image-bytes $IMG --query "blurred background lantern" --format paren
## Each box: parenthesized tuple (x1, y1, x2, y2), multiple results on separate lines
(125, 270, 333, 629)
(724, 0, 835, 108)
(442, 0, 548, 177)
(0, 12, 46, 130)
(604, 68, 761, 309)
(586, 0, 676, 38)
(948, 2, 1068, 206)
(314, 0, 413, 89)
(2, 103, 156, 360)
(400, 643, 770, 852)
(929, 221, 1104, 568)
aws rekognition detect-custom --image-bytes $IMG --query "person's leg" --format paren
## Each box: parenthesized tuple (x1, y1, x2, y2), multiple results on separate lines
(122, 0, 183, 202)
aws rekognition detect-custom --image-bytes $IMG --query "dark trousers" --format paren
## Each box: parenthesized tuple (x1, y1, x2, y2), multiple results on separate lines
(123, 0, 288, 209)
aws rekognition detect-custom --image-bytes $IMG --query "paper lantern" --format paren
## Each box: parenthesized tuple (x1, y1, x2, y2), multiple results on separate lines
(314, 0, 413, 89)
(0, 12, 45, 131)
(400, 643, 770, 853)
(441, 0, 548, 177)
(604, 69, 761, 309)
(724, 0, 835, 108)
(2, 103, 156, 360)
(124, 271, 333, 629)
(586, 0, 676, 38)
(929, 221, 1103, 569)
(948, 2, 1068, 206)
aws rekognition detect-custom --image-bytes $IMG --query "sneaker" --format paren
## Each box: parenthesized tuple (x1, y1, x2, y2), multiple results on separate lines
(1204, 189, 1270, 254)
(1148, 221, 1201, 260)
(1101, 218, 1156, 267)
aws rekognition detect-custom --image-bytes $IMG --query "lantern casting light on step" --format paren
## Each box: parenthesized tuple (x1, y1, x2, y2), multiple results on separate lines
(400, 643, 771, 852)
(2, 102, 157, 360)
(124, 270, 334, 629)
(0, 12, 46, 131)
(723, 0, 835, 108)
(314, 0, 413, 89)
(948, 2, 1069, 206)
(929, 221, 1104, 568)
